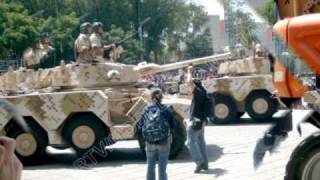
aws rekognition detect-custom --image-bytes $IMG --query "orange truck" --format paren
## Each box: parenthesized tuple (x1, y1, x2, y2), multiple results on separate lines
(270, 0, 320, 179)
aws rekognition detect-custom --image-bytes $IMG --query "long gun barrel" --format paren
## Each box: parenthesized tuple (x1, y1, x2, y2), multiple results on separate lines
(135, 52, 232, 76)
(115, 31, 139, 47)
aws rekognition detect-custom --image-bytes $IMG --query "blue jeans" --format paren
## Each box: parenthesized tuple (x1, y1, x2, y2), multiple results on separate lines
(145, 136, 172, 180)
(187, 121, 208, 164)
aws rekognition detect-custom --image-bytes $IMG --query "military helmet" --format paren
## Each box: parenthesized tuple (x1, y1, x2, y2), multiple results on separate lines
(33, 37, 41, 44)
(93, 22, 103, 31)
(80, 22, 92, 33)
(40, 32, 49, 39)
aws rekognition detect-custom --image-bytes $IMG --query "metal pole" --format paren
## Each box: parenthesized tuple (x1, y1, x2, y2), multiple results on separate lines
(134, 0, 143, 62)
(139, 26, 143, 62)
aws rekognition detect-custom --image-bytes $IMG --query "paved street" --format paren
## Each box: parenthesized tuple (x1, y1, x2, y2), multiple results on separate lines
(23, 110, 318, 180)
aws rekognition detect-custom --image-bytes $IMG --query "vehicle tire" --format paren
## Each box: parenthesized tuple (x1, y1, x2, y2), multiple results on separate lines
(7, 119, 48, 165)
(62, 114, 109, 157)
(245, 91, 277, 121)
(210, 94, 238, 124)
(285, 131, 320, 180)
(138, 120, 186, 160)
(169, 120, 186, 159)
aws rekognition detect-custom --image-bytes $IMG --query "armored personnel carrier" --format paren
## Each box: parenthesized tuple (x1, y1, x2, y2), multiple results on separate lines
(0, 53, 230, 165)
(180, 56, 282, 124)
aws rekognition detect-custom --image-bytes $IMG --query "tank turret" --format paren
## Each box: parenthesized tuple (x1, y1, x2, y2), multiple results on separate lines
(217, 57, 271, 76)
(0, 53, 231, 93)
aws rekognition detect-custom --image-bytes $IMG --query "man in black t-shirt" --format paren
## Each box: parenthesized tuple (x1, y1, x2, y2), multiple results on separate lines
(186, 65, 209, 173)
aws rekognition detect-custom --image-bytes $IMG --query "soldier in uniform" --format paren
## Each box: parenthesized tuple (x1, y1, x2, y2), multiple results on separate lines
(74, 22, 93, 63)
(22, 38, 48, 70)
(90, 22, 115, 62)
(39, 32, 55, 69)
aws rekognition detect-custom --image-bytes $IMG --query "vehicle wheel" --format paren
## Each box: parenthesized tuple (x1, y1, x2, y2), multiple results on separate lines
(210, 94, 238, 124)
(62, 114, 109, 157)
(7, 119, 48, 165)
(245, 91, 277, 121)
(138, 120, 186, 160)
(285, 131, 320, 180)
(169, 120, 186, 159)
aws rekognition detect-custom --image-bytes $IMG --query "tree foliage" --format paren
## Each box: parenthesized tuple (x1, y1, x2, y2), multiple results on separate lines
(39, 13, 79, 61)
(236, 10, 258, 51)
(257, 0, 277, 25)
(185, 28, 213, 59)
(0, 1, 37, 59)
(0, 0, 212, 64)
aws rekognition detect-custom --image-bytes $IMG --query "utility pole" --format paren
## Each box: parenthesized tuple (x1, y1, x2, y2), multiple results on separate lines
(135, 0, 143, 62)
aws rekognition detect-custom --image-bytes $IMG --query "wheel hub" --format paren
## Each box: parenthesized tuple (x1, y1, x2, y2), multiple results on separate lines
(72, 125, 96, 149)
(302, 151, 320, 180)
(252, 98, 269, 114)
(214, 104, 229, 119)
(15, 133, 37, 157)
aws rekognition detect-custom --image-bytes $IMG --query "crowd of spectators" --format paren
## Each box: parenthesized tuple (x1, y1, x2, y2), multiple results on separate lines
(144, 63, 219, 89)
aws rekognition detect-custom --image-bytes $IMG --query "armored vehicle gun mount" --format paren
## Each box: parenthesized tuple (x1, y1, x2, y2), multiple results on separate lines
(0, 53, 231, 165)
(0, 53, 231, 94)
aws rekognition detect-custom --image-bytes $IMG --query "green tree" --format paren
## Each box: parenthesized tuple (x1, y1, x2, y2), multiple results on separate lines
(257, 0, 277, 25)
(236, 10, 258, 51)
(104, 25, 140, 64)
(0, 0, 211, 64)
(184, 28, 213, 59)
(39, 13, 80, 61)
(0, 1, 37, 58)
(166, 3, 212, 60)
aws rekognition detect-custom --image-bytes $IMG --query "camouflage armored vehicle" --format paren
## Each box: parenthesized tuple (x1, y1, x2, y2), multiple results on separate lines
(0, 53, 230, 165)
(180, 57, 281, 124)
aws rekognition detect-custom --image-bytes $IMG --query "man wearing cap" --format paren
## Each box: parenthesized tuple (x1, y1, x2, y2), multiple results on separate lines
(22, 38, 48, 70)
(74, 22, 93, 63)
(186, 65, 209, 173)
(39, 32, 55, 68)
(90, 22, 115, 63)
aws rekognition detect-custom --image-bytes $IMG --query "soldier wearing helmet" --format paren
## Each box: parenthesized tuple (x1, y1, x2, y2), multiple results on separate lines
(39, 32, 55, 68)
(74, 22, 93, 63)
(90, 22, 116, 62)
(22, 37, 48, 70)
(40, 32, 55, 54)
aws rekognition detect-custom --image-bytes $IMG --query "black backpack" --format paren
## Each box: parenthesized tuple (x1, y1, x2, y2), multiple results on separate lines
(142, 106, 170, 144)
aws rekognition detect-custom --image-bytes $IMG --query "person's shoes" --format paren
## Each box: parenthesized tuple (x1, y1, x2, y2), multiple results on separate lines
(194, 164, 203, 173)
(202, 163, 209, 170)
(194, 163, 208, 173)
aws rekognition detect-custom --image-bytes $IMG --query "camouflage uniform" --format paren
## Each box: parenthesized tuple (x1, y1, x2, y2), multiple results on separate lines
(41, 43, 54, 54)
(90, 22, 115, 62)
(75, 23, 92, 63)
(22, 39, 47, 69)
(39, 33, 55, 69)
(90, 32, 104, 62)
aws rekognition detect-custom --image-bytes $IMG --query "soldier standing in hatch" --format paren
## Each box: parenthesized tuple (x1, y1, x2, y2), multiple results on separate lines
(22, 38, 48, 70)
(90, 22, 115, 63)
(74, 22, 93, 63)
(39, 32, 55, 69)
